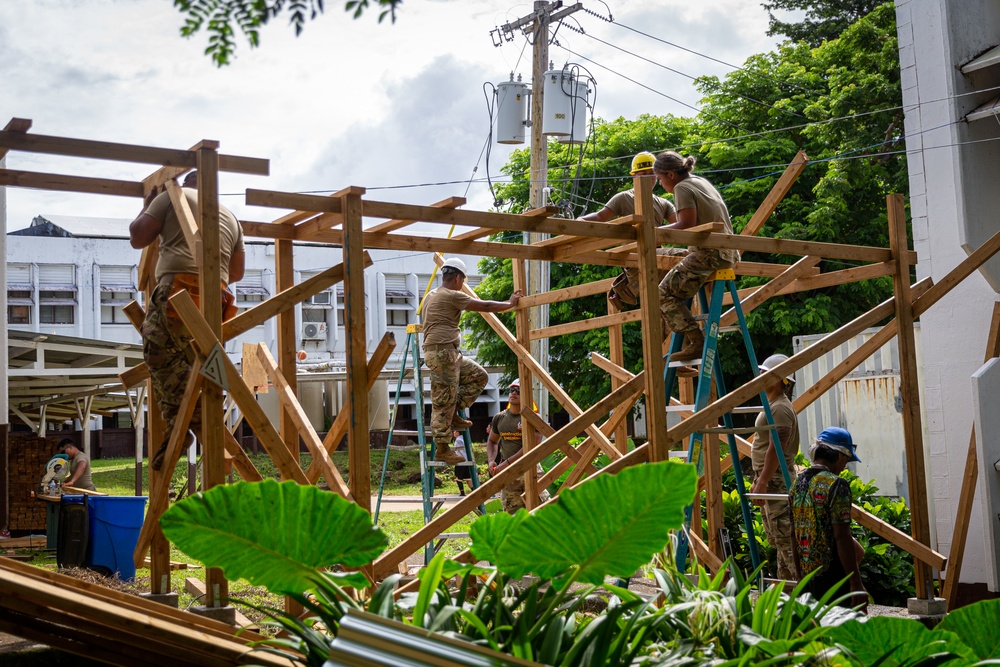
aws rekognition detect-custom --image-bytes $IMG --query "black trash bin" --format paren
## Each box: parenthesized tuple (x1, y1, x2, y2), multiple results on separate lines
(57, 495, 88, 568)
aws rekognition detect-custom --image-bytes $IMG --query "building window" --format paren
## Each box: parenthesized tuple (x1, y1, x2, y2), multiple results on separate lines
(7, 263, 33, 326)
(38, 264, 77, 326)
(233, 270, 270, 314)
(99, 266, 138, 325)
(386, 296, 413, 327)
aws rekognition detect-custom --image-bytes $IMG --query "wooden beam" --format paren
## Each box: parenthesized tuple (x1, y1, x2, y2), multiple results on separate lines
(365, 196, 466, 234)
(530, 309, 642, 340)
(718, 255, 821, 328)
(512, 258, 540, 509)
(0, 168, 143, 197)
(311, 228, 555, 262)
(240, 220, 298, 240)
(308, 333, 396, 483)
(656, 227, 914, 264)
(741, 149, 808, 237)
(0, 118, 31, 160)
(257, 344, 352, 499)
(165, 180, 202, 269)
(634, 174, 668, 462)
(341, 187, 372, 514)
(223, 254, 371, 340)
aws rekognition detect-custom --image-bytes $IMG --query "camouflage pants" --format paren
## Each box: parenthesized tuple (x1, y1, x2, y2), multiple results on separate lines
(424, 346, 487, 445)
(501, 464, 550, 513)
(759, 477, 796, 581)
(141, 284, 201, 445)
(658, 248, 733, 335)
(617, 248, 685, 304)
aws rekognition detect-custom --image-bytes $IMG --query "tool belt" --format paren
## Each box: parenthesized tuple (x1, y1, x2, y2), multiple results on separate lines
(162, 273, 238, 322)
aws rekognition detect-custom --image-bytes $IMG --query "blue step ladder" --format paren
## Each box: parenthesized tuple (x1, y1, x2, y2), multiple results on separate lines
(664, 268, 794, 574)
(373, 323, 484, 567)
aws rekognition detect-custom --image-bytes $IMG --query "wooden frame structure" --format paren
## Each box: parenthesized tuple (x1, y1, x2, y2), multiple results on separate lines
(3, 120, 998, 639)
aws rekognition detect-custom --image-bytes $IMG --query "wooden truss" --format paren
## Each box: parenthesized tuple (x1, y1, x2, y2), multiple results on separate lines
(2, 120, 996, 657)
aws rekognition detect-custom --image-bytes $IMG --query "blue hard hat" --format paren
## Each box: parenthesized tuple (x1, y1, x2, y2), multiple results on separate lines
(816, 426, 861, 462)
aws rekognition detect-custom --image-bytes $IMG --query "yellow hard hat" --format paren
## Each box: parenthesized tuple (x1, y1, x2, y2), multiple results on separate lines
(630, 151, 656, 175)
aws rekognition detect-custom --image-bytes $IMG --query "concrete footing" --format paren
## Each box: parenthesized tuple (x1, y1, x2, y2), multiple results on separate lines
(140, 592, 179, 608)
(189, 604, 237, 625)
(907, 596, 947, 616)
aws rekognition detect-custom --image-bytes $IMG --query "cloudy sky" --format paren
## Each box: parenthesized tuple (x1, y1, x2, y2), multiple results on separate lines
(1, 0, 785, 231)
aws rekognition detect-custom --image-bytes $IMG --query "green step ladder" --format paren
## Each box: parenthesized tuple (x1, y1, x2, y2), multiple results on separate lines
(664, 268, 794, 574)
(373, 323, 484, 567)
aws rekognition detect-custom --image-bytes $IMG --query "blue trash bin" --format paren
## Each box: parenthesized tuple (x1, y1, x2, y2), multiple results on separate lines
(85, 496, 147, 581)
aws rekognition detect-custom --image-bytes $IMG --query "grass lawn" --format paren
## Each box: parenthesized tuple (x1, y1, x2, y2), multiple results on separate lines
(25, 445, 495, 620)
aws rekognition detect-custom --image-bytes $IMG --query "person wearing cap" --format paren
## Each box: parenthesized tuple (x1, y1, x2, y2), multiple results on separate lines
(486, 378, 550, 513)
(748, 353, 800, 581)
(653, 151, 740, 362)
(58, 439, 97, 492)
(578, 151, 679, 309)
(791, 427, 868, 611)
(422, 257, 522, 465)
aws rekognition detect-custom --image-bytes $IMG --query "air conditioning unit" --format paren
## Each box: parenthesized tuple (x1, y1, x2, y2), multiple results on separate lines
(301, 322, 328, 340)
(310, 292, 332, 306)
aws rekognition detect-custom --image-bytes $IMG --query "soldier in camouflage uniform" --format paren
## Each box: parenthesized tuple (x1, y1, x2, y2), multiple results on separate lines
(652, 151, 740, 362)
(421, 258, 521, 464)
(750, 354, 800, 581)
(129, 171, 245, 471)
(487, 379, 550, 513)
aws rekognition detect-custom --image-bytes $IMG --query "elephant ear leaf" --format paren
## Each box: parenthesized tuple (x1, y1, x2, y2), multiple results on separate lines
(494, 461, 697, 588)
(936, 598, 1000, 659)
(161, 479, 387, 596)
(469, 509, 528, 563)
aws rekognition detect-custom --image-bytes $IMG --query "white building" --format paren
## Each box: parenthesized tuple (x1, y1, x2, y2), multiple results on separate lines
(5, 214, 513, 437)
(896, 0, 1000, 593)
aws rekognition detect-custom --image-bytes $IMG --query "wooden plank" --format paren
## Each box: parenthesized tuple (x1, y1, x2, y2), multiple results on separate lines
(704, 432, 723, 557)
(133, 358, 204, 567)
(257, 344, 352, 499)
(170, 290, 311, 487)
(184, 577, 256, 629)
(342, 189, 371, 514)
(224, 254, 371, 340)
(294, 211, 343, 240)
(311, 228, 555, 262)
(307, 332, 396, 483)
(240, 220, 298, 240)
(634, 174, 668, 462)
(656, 226, 914, 264)
(224, 430, 263, 482)
(607, 296, 630, 455)
(365, 196, 466, 234)
(0, 118, 31, 160)
(246, 188, 636, 241)
(888, 194, 932, 598)
(556, 386, 642, 489)
(274, 236, 300, 498)
(943, 301, 1000, 607)
(516, 277, 615, 309)
(689, 531, 725, 573)
(851, 506, 947, 570)
(718, 255, 821, 328)
(372, 373, 646, 578)
(0, 168, 143, 197)
(119, 363, 150, 389)
(450, 226, 498, 241)
(512, 259, 540, 509)
(530, 309, 642, 340)
(165, 180, 202, 269)
(742, 149, 808, 237)
(138, 238, 159, 292)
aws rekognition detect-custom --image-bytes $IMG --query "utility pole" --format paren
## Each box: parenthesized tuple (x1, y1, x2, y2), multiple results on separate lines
(499, 1, 583, 422)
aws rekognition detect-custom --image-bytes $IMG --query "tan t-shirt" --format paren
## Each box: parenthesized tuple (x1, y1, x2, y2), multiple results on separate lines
(752, 392, 800, 487)
(144, 188, 245, 283)
(490, 409, 523, 462)
(605, 190, 676, 225)
(673, 175, 740, 264)
(421, 287, 472, 347)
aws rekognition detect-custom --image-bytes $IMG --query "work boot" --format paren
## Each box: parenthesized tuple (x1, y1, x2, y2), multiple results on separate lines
(669, 329, 705, 363)
(450, 413, 473, 430)
(434, 444, 466, 465)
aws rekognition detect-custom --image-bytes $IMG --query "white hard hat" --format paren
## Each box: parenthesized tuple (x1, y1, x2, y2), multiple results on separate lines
(509, 378, 520, 388)
(758, 353, 795, 384)
(441, 257, 467, 276)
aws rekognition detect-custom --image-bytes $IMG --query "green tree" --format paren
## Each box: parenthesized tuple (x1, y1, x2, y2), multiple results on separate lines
(466, 115, 694, 411)
(473, 4, 904, 407)
(174, 0, 402, 66)
(761, 0, 885, 46)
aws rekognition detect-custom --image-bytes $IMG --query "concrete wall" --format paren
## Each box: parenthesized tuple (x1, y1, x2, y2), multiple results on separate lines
(896, 0, 1000, 589)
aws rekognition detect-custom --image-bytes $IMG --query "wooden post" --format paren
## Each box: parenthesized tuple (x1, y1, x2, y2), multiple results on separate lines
(340, 187, 370, 514)
(704, 432, 723, 556)
(512, 259, 539, 508)
(607, 296, 629, 454)
(942, 301, 1000, 608)
(887, 193, 933, 599)
(633, 174, 668, 461)
(196, 142, 227, 607)
(275, 238, 298, 468)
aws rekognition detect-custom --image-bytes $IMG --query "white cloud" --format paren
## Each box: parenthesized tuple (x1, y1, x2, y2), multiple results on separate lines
(1, 0, 781, 230)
